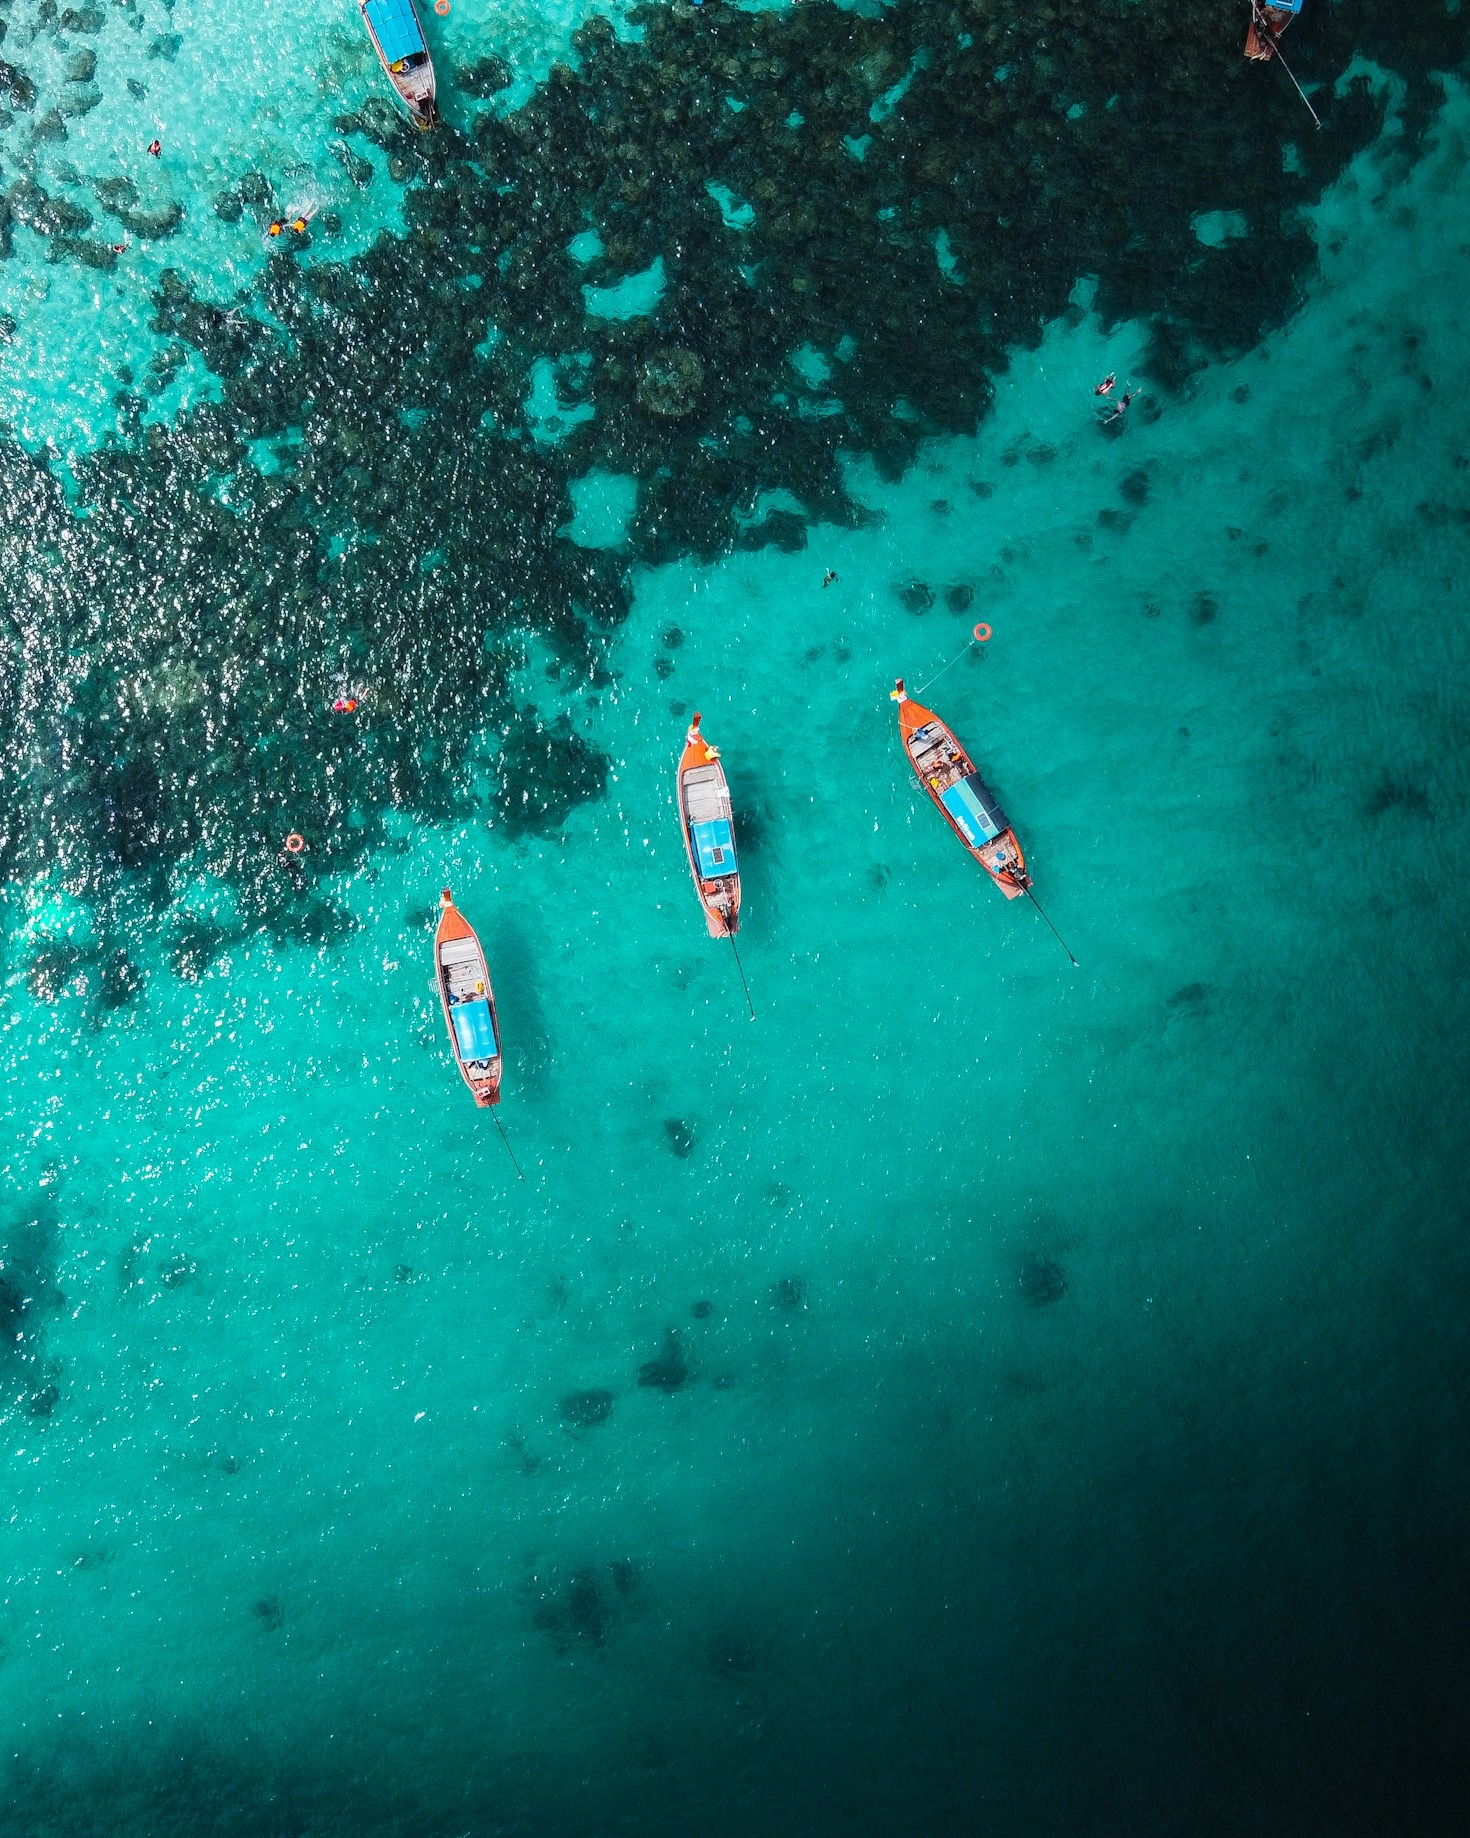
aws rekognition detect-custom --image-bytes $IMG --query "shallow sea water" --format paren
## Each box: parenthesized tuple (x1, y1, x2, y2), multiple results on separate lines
(2, 8, 1470, 1837)
(0, 0, 637, 445)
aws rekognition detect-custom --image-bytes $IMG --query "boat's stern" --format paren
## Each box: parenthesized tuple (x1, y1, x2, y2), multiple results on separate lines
(1245, 0, 1301, 60)
(702, 888, 739, 938)
(404, 71, 438, 128)
(979, 830, 1030, 899)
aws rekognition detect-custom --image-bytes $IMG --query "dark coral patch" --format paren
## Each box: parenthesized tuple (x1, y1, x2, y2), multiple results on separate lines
(637, 1329, 690, 1392)
(771, 1276, 807, 1313)
(1018, 1254, 1067, 1307)
(560, 1388, 615, 1429)
(531, 1565, 634, 1651)
(663, 1118, 696, 1159)
(1120, 470, 1151, 506)
(1365, 772, 1432, 819)
(97, 950, 144, 1010)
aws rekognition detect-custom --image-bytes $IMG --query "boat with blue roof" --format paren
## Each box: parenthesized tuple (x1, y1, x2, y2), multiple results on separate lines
(361, 0, 438, 129)
(891, 679, 1030, 900)
(434, 890, 502, 1106)
(677, 714, 742, 938)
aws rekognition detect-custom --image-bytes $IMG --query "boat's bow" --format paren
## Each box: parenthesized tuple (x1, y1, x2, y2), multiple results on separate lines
(890, 677, 939, 753)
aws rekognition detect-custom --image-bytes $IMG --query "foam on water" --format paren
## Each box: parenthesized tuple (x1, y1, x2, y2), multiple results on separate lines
(2, 21, 1469, 1838)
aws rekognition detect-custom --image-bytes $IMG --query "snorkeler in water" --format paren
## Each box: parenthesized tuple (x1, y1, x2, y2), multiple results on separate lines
(1100, 388, 1137, 426)
(1093, 373, 1116, 397)
(268, 215, 313, 242)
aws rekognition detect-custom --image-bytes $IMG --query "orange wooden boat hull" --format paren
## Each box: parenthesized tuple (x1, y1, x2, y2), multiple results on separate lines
(891, 679, 1030, 899)
(676, 713, 742, 938)
(434, 889, 502, 1107)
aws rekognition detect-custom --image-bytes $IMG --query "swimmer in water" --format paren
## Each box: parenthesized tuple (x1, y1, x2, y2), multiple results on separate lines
(267, 200, 317, 244)
(1100, 388, 1137, 427)
(147, 139, 162, 157)
(822, 570, 838, 588)
(1093, 373, 1116, 397)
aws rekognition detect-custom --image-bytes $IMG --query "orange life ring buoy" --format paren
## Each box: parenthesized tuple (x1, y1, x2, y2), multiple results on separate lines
(973, 623, 992, 643)
(434, 0, 449, 13)
(284, 833, 305, 855)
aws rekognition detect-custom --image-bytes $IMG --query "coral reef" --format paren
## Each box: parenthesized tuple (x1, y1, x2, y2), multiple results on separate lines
(637, 1327, 690, 1391)
(560, 1386, 615, 1428)
(530, 1558, 639, 1651)
(0, 2, 1462, 951)
(0, 1181, 65, 1412)
(1018, 1251, 1067, 1307)
(662, 1118, 697, 1158)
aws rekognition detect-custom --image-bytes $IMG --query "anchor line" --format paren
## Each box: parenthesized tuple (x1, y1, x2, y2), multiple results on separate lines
(493, 1112, 526, 1180)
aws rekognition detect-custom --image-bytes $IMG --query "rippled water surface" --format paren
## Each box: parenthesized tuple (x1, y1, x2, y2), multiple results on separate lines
(2, 4, 1469, 1834)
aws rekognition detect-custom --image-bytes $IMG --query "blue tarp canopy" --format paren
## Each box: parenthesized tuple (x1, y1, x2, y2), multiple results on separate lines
(941, 776, 1004, 848)
(451, 998, 497, 1062)
(364, 0, 426, 64)
(692, 818, 736, 880)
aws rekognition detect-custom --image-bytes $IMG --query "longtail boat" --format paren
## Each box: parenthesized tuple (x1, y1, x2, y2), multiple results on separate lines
(676, 713, 741, 938)
(361, 0, 438, 129)
(434, 889, 502, 1106)
(890, 679, 1030, 900)
(1245, 0, 1301, 62)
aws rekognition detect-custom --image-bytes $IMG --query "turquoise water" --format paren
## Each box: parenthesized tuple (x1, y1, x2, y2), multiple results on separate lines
(3, 3, 1470, 1832)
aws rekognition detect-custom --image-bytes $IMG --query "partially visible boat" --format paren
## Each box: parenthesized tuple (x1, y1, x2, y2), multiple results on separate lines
(676, 713, 741, 938)
(890, 679, 1030, 899)
(434, 889, 502, 1106)
(1245, 0, 1301, 62)
(360, 0, 438, 129)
